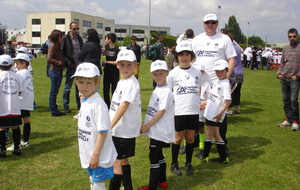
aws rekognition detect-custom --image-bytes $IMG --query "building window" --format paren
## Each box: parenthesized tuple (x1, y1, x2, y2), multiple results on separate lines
(132, 29, 144, 34)
(115, 29, 127, 33)
(83, 20, 92, 27)
(105, 27, 111, 31)
(32, 32, 41, 37)
(56, 18, 65, 25)
(74, 19, 80, 25)
(97, 23, 103, 29)
(32, 19, 41, 25)
(151, 30, 167, 35)
(117, 37, 123, 41)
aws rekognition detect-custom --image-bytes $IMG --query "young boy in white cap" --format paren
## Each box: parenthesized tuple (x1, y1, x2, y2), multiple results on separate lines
(109, 49, 141, 190)
(7, 53, 34, 151)
(72, 62, 117, 190)
(0, 55, 23, 157)
(202, 59, 232, 164)
(138, 60, 174, 190)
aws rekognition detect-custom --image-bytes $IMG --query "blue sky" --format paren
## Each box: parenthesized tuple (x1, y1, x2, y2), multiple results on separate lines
(1, 0, 299, 44)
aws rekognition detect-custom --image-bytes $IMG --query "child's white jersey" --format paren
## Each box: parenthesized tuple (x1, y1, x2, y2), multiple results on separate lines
(78, 93, 117, 169)
(0, 70, 22, 116)
(204, 79, 231, 123)
(109, 75, 141, 138)
(199, 81, 211, 122)
(143, 85, 175, 143)
(167, 66, 203, 116)
(16, 69, 34, 111)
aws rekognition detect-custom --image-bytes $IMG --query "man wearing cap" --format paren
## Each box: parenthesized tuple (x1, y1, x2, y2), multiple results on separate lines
(127, 36, 141, 79)
(61, 21, 83, 113)
(192, 13, 236, 162)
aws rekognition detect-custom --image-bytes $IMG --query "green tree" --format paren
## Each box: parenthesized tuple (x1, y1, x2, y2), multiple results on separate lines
(150, 33, 177, 48)
(0, 22, 8, 43)
(248, 35, 266, 47)
(10, 36, 16, 42)
(225, 16, 245, 44)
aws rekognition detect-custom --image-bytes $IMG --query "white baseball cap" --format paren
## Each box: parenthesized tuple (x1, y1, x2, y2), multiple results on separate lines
(116, 49, 136, 63)
(0, 55, 13, 66)
(213, 60, 228, 70)
(17, 47, 29, 54)
(72, 62, 100, 78)
(203, 13, 218, 22)
(13, 53, 31, 63)
(176, 41, 193, 53)
(150, 60, 168, 72)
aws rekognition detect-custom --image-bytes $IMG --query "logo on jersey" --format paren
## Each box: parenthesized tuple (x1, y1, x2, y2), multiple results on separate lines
(185, 75, 190, 80)
(176, 86, 187, 94)
(118, 91, 122, 100)
(154, 98, 159, 107)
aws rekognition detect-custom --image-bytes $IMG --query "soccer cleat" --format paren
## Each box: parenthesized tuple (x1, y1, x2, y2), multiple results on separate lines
(202, 157, 210, 162)
(194, 148, 204, 159)
(278, 120, 292, 127)
(292, 122, 299, 131)
(170, 163, 182, 176)
(221, 158, 229, 164)
(179, 146, 186, 154)
(13, 149, 21, 156)
(7, 144, 22, 151)
(138, 186, 157, 190)
(211, 157, 229, 164)
(158, 181, 168, 189)
(185, 163, 194, 176)
(21, 140, 30, 147)
(0, 150, 6, 158)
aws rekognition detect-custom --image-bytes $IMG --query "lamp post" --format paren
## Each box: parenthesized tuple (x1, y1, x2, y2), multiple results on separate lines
(246, 22, 250, 47)
(218, 5, 221, 31)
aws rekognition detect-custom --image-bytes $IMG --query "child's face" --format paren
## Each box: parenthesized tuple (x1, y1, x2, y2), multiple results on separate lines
(117, 61, 135, 79)
(178, 51, 192, 66)
(151, 70, 168, 86)
(215, 69, 228, 80)
(105, 37, 111, 44)
(15, 60, 27, 70)
(75, 77, 99, 98)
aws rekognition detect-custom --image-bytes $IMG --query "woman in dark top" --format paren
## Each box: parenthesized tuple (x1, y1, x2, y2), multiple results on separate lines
(78, 29, 102, 74)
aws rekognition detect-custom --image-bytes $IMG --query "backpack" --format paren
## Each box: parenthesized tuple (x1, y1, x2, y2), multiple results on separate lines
(146, 42, 161, 60)
(41, 43, 48, 55)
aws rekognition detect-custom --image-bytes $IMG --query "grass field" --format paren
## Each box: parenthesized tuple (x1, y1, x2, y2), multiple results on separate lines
(1, 56, 299, 190)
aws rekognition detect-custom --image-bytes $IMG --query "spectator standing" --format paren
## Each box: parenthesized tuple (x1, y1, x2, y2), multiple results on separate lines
(61, 22, 83, 113)
(6, 41, 16, 58)
(127, 35, 141, 79)
(0, 42, 5, 55)
(277, 28, 300, 131)
(151, 34, 165, 88)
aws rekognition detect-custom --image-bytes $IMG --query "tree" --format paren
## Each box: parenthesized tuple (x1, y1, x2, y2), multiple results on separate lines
(248, 35, 265, 47)
(225, 16, 245, 44)
(150, 32, 177, 48)
(0, 22, 8, 43)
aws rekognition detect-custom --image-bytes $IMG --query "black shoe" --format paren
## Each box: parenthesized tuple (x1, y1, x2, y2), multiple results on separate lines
(64, 108, 72, 113)
(170, 163, 182, 176)
(211, 157, 229, 164)
(52, 111, 66, 117)
(0, 150, 6, 158)
(194, 148, 204, 159)
(185, 163, 194, 176)
(13, 149, 21, 156)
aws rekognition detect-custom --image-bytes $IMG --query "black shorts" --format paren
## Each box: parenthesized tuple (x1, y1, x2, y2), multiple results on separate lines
(174, 115, 199, 131)
(21, 110, 31, 118)
(0, 116, 22, 127)
(113, 136, 136, 159)
(149, 138, 170, 149)
(206, 119, 221, 127)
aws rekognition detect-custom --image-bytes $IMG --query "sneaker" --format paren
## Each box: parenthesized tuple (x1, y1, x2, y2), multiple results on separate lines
(278, 120, 292, 127)
(194, 148, 204, 159)
(185, 163, 194, 176)
(179, 146, 186, 154)
(73, 111, 80, 119)
(158, 181, 168, 189)
(20, 140, 30, 147)
(170, 163, 182, 176)
(64, 108, 72, 113)
(0, 150, 6, 158)
(211, 157, 229, 164)
(202, 157, 210, 162)
(221, 158, 229, 164)
(292, 122, 299, 131)
(7, 144, 22, 151)
(52, 111, 66, 117)
(13, 149, 21, 156)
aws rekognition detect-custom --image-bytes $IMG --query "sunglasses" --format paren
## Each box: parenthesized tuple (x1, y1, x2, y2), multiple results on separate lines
(72, 28, 80, 31)
(204, 21, 217, 25)
(288, 35, 297, 38)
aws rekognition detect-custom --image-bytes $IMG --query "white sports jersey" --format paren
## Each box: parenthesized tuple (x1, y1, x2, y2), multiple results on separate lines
(167, 66, 203, 116)
(78, 93, 117, 169)
(143, 85, 175, 143)
(0, 70, 22, 116)
(199, 81, 211, 122)
(192, 32, 237, 86)
(204, 79, 231, 123)
(109, 75, 141, 138)
(16, 69, 34, 111)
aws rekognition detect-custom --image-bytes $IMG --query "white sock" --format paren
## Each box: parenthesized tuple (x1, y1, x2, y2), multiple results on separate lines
(91, 182, 105, 190)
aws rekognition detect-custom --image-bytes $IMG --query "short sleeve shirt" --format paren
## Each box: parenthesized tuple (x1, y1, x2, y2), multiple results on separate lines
(16, 69, 34, 111)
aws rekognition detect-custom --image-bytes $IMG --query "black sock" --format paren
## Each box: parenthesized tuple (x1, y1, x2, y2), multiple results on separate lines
(0, 130, 6, 151)
(171, 143, 180, 164)
(109, 174, 122, 190)
(122, 165, 133, 190)
(12, 127, 21, 150)
(149, 168, 159, 189)
(23, 122, 31, 142)
(216, 142, 227, 159)
(158, 160, 166, 183)
(185, 143, 194, 164)
(203, 139, 213, 158)
(193, 132, 199, 148)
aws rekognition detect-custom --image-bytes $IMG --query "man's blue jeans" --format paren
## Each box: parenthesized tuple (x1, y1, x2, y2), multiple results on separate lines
(281, 78, 300, 122)
(62, 66, 80, 109)
(49, 68, 63, 114)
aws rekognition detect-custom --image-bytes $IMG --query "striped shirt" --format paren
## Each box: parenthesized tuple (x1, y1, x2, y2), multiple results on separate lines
(277, 43, 300, 78)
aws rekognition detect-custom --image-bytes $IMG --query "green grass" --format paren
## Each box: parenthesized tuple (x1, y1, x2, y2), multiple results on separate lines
(1, 56, 300, 190)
